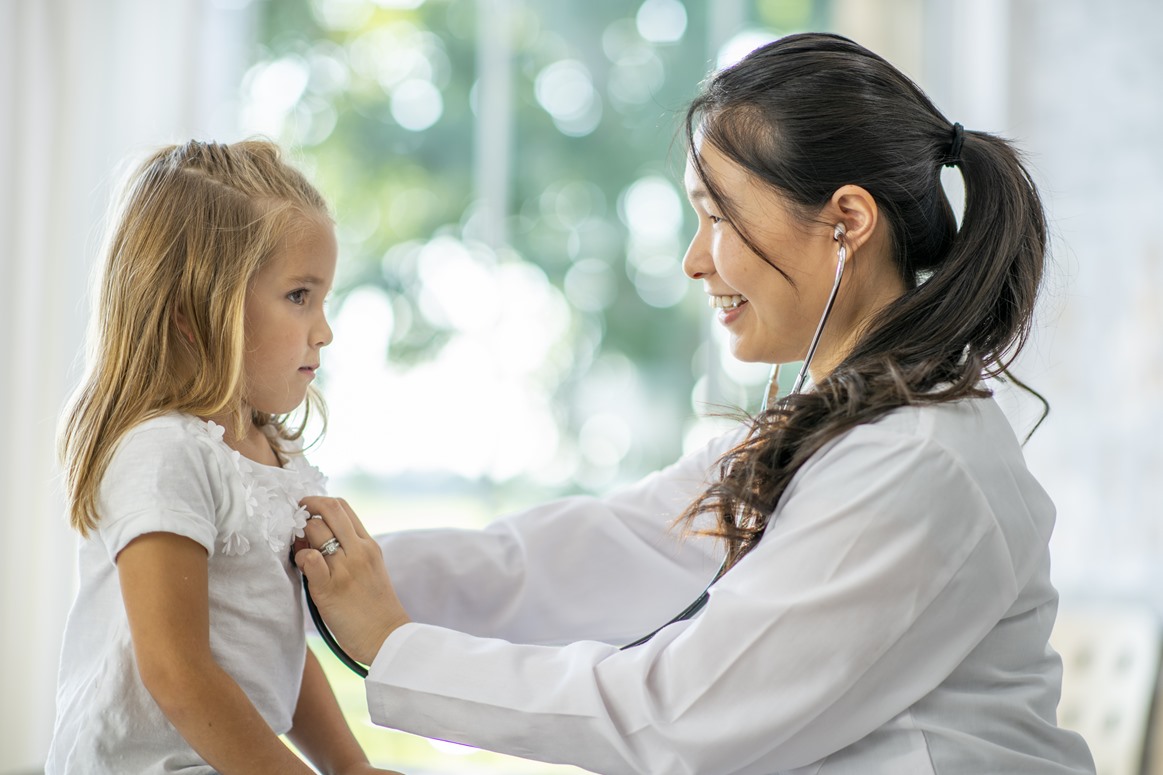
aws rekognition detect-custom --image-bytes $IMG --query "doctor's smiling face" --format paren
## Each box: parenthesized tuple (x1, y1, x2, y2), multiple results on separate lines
(681, 138, 898, 377)
(681, 141, 846, 366)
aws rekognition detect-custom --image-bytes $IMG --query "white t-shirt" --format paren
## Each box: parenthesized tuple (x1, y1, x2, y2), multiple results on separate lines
(367, 397, 1096, 774)
(47, 413, 327, 775)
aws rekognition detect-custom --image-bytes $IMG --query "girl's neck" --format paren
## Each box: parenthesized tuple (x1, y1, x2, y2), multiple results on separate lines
(200, 411, 283, 468)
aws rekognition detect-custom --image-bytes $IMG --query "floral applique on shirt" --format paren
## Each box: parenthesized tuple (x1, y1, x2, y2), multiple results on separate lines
(191, 419, 328, 557)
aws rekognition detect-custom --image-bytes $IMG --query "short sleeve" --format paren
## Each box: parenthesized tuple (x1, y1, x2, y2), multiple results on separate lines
(96, 417, 225, 561)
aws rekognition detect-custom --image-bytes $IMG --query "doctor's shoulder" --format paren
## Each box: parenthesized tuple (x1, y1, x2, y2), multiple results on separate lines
(787, 395, 1052, 531)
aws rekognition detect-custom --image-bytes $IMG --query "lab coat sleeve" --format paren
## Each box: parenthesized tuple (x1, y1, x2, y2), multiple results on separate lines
(364, 423, 1034, 775)
(375, 429, 742, 646)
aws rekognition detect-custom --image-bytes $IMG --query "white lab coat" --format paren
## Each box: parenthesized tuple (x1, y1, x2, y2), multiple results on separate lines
(368, 397, 1095, 775)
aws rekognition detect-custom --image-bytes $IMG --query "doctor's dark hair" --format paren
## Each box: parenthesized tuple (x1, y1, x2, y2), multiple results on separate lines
(679, 33, 1048, 569)
(59, 139, 330, 536)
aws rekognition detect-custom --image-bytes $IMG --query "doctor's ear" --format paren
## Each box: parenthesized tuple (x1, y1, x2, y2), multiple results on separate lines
(825, 185, 879, 254)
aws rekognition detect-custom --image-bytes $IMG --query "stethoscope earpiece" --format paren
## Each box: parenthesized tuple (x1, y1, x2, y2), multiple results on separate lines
(787, 224, 848, 396)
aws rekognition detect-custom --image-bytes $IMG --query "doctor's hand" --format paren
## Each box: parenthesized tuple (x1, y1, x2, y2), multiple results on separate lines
(295, 496, 411, 667)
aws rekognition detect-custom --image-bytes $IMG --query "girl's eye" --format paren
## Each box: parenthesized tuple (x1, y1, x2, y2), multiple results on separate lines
(287, 289, 308, 305)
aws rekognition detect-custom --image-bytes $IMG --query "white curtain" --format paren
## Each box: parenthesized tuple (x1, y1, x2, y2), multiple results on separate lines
(0, 1, 251, 769)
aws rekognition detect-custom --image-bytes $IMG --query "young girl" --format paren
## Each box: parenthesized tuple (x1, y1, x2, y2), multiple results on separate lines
(49, 140, 399, 775)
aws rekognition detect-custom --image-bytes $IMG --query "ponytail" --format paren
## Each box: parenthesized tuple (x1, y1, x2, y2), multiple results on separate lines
(677, 34, 1049, 568)
(855, 129, 1047, 381)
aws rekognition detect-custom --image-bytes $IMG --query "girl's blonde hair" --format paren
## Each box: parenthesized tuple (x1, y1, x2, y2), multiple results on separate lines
(60, 139, 331, 536)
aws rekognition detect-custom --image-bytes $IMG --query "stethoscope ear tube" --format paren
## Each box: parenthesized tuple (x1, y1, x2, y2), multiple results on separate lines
(790, 225, 848, 395)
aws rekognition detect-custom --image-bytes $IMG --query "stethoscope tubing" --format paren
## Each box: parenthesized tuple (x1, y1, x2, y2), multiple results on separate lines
(304, 572, 369, 677)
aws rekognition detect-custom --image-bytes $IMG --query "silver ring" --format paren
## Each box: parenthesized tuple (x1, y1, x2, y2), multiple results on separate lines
(318, 537, 341, 557)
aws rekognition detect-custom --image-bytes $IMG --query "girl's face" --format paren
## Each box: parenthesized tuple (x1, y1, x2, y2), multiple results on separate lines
(681, 144, 844, 366)
(242, 214, 337, 416)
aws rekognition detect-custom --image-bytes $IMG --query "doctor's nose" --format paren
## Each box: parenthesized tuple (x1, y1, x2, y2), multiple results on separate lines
(682, 232, 714, 280)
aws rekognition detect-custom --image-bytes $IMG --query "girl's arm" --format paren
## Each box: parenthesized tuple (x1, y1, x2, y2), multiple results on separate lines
(286, 647, 403, 775)
(118, 531, 317, 775)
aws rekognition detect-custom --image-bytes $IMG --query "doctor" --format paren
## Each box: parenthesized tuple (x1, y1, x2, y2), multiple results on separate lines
(296, 33, 1096, 775)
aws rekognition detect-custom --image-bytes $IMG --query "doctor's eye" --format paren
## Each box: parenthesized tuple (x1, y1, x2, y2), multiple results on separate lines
(707, 214, 724, 225)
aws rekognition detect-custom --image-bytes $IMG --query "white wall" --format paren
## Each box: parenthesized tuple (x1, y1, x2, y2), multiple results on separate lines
(0, 1, 250, 770)
(1006, 0, 1163, 608)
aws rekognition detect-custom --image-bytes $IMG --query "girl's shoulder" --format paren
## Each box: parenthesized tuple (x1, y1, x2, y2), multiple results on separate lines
(101, 412, 244, 498)
(97, 413, 236, 558)
(114, 411, 222, 458)
(102, 412, 253, 509)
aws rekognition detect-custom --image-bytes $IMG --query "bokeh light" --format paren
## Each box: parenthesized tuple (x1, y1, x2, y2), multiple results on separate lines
(621, 175, 683, 239)
(564, 258, 617, 312)
(717, 29, 781, 69)
(534, 59, 602, 136)
(241, 56, 310, 136)
(311, 0, 374, 31)
(391, 78, 443, 131)
(636, 0, 688, 44)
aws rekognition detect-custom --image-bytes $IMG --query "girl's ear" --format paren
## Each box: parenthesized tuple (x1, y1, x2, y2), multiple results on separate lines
(826, 184, 879, 254)
(173, 308, 195, 344)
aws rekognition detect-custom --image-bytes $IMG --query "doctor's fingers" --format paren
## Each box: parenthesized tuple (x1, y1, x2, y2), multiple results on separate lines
(328, 496, 372, 541)
(300, 496, 364, 547)
(338, 497, 373, 541)
(301, 517, 346, 559)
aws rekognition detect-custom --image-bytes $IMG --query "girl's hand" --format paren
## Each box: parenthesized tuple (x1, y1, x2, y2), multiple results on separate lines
(296, 496, 411, 666)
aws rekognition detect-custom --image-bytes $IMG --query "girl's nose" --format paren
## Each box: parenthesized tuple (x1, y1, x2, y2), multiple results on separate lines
(316, 315, 333, 348)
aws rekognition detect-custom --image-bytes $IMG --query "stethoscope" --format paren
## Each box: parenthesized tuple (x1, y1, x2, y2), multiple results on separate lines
(305, 224, 849, 674)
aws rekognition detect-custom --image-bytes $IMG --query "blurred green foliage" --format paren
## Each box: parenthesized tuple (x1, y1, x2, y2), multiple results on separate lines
(247, 0, 825, 492)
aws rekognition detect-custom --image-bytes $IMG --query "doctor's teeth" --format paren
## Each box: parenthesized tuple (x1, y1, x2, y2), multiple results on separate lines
(708, 295, 745, 309)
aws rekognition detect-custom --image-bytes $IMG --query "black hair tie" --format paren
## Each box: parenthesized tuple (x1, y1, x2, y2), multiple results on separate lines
(945, 122, 965, 168)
